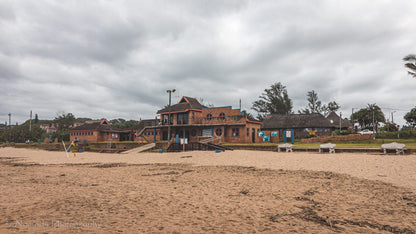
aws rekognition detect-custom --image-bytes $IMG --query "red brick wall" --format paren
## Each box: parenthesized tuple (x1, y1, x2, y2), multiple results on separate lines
(70, 130, 121, 143)
(140, 129, 161, 143)
(301, 134, 374, 143)
(201, 107, 246, 125)
(257, 130, 279, 143)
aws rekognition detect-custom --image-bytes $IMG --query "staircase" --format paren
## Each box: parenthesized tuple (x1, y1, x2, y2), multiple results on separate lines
(121, 143, 156, 154)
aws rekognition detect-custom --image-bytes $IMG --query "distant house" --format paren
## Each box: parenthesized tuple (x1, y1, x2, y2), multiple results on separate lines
(40, 123, 58, 134)
(69, 119, 132, 143)
(138, 96, 264, 143)
(70, 122, 85, 128)
(261, 113, 335, 137)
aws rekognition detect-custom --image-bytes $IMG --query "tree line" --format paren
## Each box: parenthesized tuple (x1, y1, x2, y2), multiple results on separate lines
(250, 82, 416, 131)
(0, 112, 139, 143)
(249, 54, 416, 129)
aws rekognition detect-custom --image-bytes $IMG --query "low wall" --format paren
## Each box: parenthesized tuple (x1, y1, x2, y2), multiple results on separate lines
(301, 134, 374, 143)
(224, 144, 278, 151)
(88, 142, 145, 150)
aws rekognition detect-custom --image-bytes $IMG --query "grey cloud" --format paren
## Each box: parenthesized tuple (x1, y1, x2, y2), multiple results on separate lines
(1, 0, 416, 126)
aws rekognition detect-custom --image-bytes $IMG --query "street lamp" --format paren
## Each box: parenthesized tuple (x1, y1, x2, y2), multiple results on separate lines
(166, 89, 176, 141)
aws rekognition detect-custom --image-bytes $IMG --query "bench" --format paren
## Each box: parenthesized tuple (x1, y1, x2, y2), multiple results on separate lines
(319, 143, 336, 153)
(381, 142, 405, 155)
(278, 143, 293, 152)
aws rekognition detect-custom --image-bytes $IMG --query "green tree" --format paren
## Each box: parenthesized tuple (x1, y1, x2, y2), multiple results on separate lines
(0, 125, 45, 143)
(299, 90, 340, 116)
(251, 82, 293, 121)
(299, 90, 322, 114)
(112, 119, 139, 130)
(351, 104, 385, 131)
(327, 101, 340, 112)
(242, 110, 256, 121)
(404, 107, 416, 128)
(54, 112, 76, 130)
(34, 114, 39, 124)
(403, 54, 416, 78)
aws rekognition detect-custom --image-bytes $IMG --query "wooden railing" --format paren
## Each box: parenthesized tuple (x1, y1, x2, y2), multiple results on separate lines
(199, 136, 221, 144)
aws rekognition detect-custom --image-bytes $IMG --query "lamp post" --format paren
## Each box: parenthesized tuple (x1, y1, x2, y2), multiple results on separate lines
(166, 89, 176, 141)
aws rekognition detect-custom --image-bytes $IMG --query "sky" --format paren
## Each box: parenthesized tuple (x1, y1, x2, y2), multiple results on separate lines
(1, 0, 415, 127)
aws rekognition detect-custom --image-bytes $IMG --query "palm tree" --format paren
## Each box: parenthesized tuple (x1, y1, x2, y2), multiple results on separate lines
(403, 54, 416, 78)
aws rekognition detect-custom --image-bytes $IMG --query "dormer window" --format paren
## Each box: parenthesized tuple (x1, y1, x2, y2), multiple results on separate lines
(219, 112, 226, 121)
(206, 113, 213, 121)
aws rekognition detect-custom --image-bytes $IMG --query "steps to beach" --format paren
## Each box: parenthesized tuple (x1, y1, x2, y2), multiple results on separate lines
(121, 143, 156, 154)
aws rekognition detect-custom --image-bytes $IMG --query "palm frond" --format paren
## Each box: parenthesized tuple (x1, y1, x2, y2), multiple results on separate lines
(403, 54, 416, 61)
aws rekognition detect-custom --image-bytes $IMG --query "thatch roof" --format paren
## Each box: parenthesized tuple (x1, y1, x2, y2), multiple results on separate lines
(262, 113, 334, 129)
(157, 96, 206, 114)
(326, 111, 352, 128)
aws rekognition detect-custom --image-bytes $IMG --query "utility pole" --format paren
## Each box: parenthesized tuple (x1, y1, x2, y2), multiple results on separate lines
(339, 112, 342, 131)
(8, 113, 11, 128)
(239, 98, 241, 110)
(372, 110, 375, 140)
(166, 89, 176, 141)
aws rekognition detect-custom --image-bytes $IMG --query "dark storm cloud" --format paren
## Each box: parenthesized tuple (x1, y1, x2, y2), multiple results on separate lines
(1, 0, 415, 126)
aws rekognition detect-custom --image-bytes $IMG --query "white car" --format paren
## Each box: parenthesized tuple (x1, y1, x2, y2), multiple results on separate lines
(358, 129, 374, 135)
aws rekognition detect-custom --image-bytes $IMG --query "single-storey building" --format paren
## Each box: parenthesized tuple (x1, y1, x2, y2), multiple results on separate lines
(69, 119, 132, 143)
(261, 113, 336, 137)
(138, 96, 266, 143)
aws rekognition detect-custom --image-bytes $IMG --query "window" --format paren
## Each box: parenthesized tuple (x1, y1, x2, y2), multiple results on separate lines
(219, 112, 226, 121)
(177, 113, 189, 124)
(246, 128, 250, 137)
(163, 114, 169, 124)
(202, 128, 212, 137)
(232, 128, 240, 137)
(206, 113, 213, 121)
(215, 128, 222, 136)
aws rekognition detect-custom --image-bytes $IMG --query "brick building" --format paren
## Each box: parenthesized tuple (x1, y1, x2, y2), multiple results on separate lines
(69, 119, 131, 143)
(138, 96, 265, 143)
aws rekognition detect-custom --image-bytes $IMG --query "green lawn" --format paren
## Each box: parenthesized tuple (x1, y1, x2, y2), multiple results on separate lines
(223, 139, 416, 149)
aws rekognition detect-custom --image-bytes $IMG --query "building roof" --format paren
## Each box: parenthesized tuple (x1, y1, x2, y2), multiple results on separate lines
(326, 111, 353, 128)
(70, 119, 128, 132)
(157, 96, 207, 114)
(262, 113, 334, 129)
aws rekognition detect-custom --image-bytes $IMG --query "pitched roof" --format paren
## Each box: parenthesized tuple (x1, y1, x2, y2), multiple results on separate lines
(262, 113, 334, 129)
(70, 119, 125, 132)
(326, 111, 353, 128)
(157, 96, 207, 114)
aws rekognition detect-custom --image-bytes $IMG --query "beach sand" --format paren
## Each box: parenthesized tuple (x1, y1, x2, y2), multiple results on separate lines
(1, 147, 416, 233)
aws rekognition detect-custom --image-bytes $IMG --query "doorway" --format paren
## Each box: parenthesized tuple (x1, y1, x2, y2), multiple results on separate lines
(252, 128, 255, 143)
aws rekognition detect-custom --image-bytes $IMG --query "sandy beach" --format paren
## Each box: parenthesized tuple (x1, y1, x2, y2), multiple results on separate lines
(1, 147, 416, 233)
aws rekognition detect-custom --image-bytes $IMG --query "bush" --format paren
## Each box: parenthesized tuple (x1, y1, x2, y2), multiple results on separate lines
(332, 129, 352, 136)
(377, 130, 416, 139)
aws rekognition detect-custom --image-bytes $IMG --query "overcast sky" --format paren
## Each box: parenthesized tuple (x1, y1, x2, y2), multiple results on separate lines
(1, 0, 415, 126)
